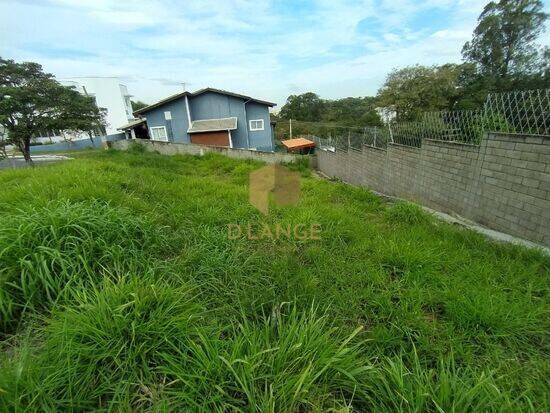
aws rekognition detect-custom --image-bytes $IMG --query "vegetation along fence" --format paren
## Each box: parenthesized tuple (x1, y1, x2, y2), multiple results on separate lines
(314, 88, 550, 247)
(307, 89, 549, 150)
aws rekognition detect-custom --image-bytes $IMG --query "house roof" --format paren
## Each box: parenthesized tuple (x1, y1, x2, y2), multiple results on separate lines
(188, 117, 238, 133)
(134, 87, 276, 115)
(281, 138, 316, 150)
(117, 118, 146, 130)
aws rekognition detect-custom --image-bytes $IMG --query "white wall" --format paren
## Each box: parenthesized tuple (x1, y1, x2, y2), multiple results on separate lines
(61, 77, 134, 135)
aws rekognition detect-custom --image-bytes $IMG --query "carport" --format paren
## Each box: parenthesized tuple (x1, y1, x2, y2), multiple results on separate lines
(117, 118, 149, 140)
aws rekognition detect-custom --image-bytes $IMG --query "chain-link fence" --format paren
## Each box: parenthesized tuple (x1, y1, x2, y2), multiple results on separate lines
(280, 89, 549, 151)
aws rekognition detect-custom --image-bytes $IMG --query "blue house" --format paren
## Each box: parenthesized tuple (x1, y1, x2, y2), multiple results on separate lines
(119, 88, 276, 152)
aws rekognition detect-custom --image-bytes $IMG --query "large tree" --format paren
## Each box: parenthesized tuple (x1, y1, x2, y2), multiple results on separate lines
(279, 92, 325, 121)
(323, 96, 383, 126)
(0, 58, 104, 163)
(376, 64, 463, 120)
(462, 0, 547, 83)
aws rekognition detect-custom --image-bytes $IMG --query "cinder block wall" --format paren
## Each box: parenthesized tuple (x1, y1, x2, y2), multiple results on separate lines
(317, 133, 550, 246)
(113, 139, 300, 164)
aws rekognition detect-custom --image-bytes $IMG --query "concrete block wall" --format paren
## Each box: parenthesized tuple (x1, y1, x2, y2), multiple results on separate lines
(317, 133, 550, 246)
(419, 140, 481, 217)
(475, 134, 550, 245)
(386, 144, 422, 199)
(113, 139, 300, 164)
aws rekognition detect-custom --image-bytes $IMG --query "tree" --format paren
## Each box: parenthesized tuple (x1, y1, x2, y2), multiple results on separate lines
(323, 97, 383, 126)
(0, 125, 8, 160)
(131, 100, 148, 111)
(0, 58, 104, 163)
(279, 92, 325, 121)
(377, 64, 463, 120)
(462, 0, 547, 83)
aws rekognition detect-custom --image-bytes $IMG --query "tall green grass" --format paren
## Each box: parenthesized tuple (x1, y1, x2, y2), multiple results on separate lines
(0, 200, 163, 332)
(0, 149, 548, 411)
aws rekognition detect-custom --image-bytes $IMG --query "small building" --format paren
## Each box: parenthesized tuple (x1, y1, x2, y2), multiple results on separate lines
(281, 137, 316, 154)
(119, 88, 276, 152)
(60, 77, 134, 135)
(34, 77, 135, 143)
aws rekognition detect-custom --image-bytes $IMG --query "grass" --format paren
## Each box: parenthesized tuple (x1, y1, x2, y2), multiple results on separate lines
(0, 148, 548, 411)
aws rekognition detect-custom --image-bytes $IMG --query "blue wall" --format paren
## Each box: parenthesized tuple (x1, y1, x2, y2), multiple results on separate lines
(189, 92, 248, 148)
(30, 133, 125, 153)
(141, 91, 274, 151)
(143, 99, 190, 144)
(245, 101, 273, 152)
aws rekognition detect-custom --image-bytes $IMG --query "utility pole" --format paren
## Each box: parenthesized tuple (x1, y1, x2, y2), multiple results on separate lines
(289, 118, 293, 139)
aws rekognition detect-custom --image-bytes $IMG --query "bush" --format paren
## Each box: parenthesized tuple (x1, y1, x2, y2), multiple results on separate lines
(0, 200, 162, 332)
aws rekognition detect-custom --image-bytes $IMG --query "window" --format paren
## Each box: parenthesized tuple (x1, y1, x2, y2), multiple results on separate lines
(249, 119, 264, 131)
(164, 111, 172, 120)
(150, 126, 168, 141)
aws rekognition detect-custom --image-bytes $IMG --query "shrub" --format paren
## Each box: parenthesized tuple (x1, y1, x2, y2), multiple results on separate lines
(0, 200, 162, 332)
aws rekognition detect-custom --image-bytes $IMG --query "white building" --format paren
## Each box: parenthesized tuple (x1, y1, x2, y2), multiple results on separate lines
(34, 77, 135, 143)
(61, 77, 134, 135)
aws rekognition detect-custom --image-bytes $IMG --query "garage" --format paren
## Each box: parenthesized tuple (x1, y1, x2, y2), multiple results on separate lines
(190, 131, 230, 147)
(188, 117, 237, 148)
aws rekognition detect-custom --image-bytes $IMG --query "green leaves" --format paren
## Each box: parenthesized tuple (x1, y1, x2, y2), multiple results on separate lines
(0, 57, 104, 160)
(462, 0, 548, 79)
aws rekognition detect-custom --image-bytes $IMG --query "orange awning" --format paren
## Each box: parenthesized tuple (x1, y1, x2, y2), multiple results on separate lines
(281, 138, 315, 151)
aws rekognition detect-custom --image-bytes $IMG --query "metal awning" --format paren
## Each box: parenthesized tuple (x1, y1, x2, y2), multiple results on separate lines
(188, 117, 237, 133)
(117, 118, 146, 131)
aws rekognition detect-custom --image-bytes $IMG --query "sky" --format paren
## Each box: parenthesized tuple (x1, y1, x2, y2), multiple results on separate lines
(1, 0, 548, 108)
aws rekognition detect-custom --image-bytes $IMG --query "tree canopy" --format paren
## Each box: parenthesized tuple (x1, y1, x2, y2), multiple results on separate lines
(131, 100, 148, 111)
(0, 57, 104, 162)
(278, 93, 382, 126)
(462, 0, 547, 82)
(279, 92, 325, 122)
(375, 0, 548, 119)
(376, 64, 463, 121)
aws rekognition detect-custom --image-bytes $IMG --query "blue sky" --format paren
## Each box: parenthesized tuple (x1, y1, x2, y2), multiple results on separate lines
(1, 0, 548, 107)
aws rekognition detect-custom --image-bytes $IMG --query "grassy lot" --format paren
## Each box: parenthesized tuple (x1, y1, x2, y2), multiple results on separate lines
(0, 146, 548, 412)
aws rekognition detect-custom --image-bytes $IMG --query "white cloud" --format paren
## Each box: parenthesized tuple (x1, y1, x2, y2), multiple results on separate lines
(0, 0, 490, 106)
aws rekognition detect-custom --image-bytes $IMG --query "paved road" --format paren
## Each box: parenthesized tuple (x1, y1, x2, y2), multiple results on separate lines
(0, 155, 72, 170)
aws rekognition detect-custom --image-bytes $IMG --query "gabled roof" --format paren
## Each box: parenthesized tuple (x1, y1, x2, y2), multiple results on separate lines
(134, 87, 276, 115)
(188, 117, 237, 133)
